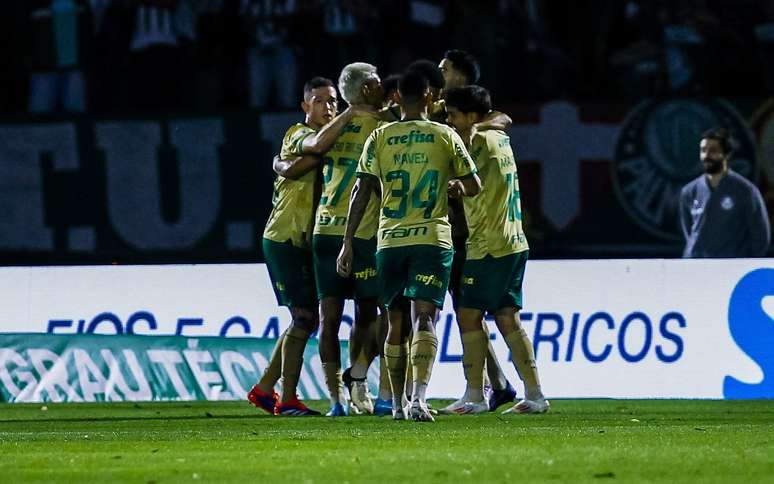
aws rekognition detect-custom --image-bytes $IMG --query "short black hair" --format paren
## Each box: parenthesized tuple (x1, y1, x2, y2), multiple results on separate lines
(444, 49, 480, 84)
(382, 73, 401, 95)
(444, 85, 491, 116)
(398, 70, 429, 103)
(701, 127, 735, 156)
(303, 77, 335, 99)
(406, 59, 445, 90)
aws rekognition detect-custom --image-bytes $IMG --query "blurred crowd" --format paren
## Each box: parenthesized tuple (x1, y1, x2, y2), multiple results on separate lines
(2, 0, 774, 115)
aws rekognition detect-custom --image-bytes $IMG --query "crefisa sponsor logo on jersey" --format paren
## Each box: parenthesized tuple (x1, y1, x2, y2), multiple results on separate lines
(612, 98, 758, 240)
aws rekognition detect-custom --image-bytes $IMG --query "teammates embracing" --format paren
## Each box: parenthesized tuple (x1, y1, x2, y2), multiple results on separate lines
(247, 52, 549, 421)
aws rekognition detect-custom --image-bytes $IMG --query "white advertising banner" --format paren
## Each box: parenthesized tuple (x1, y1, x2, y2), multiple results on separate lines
(1, 260, 772, 399)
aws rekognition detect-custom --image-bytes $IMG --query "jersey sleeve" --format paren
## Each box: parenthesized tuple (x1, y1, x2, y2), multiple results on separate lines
(473, 132, 496, 172)
(281, 125, 315, 157)
(357, 130, 380, 178)
(449, 129, 477, 178)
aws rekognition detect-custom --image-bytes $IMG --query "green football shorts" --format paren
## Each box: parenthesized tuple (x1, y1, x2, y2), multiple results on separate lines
(376, 244, 454, 309)
(458, 250, 529, 312)
(313, 234, 378, 300)
(262, 238, 316, 309)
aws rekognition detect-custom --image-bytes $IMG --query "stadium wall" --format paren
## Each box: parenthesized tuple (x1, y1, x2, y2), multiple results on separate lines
(0, 98, 772, 264)
(0, 259, 772, 401)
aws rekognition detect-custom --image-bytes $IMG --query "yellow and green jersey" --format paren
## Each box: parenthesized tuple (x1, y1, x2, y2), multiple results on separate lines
(263, 123, 317, 248)
(358, 119, 477, 250)
(464, 130, 529, 259)
(314, 114, 381, 239)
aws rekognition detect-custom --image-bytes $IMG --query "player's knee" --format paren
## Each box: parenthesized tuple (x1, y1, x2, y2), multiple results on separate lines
(457, 308, 483, 333)
(291, 307, 319, 333)
(355, 299, 378, 322)
(494, 307, 520, 335)
(414, 311, 435, 333)
(320, 311, 341, 329)
(318, 320, 338, 341)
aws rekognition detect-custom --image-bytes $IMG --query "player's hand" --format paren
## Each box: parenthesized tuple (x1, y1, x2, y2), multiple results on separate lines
(448, 179, 465, 199)
(431, 99, 445, 116)
(337, 240, 354, 277)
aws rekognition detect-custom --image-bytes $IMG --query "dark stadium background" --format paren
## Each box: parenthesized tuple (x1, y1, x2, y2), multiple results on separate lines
(1, 0, 772, 265)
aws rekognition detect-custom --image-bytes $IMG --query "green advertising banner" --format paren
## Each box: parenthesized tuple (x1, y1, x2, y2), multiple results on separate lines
(0, 333, 347, 403)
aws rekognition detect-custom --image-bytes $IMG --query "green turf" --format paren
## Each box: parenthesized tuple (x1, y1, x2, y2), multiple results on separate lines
(0, 399, 772, 483)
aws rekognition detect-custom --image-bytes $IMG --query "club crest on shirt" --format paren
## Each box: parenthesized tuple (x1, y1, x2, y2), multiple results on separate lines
(721, 196, 735, 210)
(690, 199, 703, 216)
(613, 98, 757, 241)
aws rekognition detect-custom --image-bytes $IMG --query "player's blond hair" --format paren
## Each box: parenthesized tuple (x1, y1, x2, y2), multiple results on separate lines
(338, 62, 379, 105)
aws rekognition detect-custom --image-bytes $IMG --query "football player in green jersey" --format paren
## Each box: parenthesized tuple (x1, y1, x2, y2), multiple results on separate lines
(438, 49, 520, 411)
(248, 77, 374, 417)
(337, 71, 482, 422)
(313, 62, 384, 417)
(443, 85, 548, 415)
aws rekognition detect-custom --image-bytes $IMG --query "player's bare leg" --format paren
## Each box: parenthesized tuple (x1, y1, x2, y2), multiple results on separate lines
(344, 298, 378, 414)
(441, 308, 488, 415)
(247, 328, 287, 413)
(319, 297, 347, 416)
(483, 321, 518, 410)
(408, 299, 440, 422)
(384, 301, 411, 420)
(494, 308, 549, 414)
(374, 310, 394, 416)
(273, 306, 321, 416)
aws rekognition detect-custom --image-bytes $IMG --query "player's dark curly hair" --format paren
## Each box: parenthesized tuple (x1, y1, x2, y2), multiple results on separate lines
(444, 85, 491, 116)
(303, 77, 335, 100)
(398, 70, 430, 103)
(406, 59, 445, 90)
(382, 73, 401, 96)
(444, 49, 481, 85)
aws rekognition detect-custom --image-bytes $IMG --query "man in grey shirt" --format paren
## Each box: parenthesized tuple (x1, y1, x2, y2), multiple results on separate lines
(679, 128, 771, 258)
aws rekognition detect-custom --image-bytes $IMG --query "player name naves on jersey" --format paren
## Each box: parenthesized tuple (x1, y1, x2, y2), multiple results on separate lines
(394, 152, 428, 165)
(387, 130, 436, 146)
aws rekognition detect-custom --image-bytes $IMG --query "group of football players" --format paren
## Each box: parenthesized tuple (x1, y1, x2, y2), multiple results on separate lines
(246, 50, 549, 421)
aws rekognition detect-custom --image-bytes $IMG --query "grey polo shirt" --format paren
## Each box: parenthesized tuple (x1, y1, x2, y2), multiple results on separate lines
(679, 169, 771, 258)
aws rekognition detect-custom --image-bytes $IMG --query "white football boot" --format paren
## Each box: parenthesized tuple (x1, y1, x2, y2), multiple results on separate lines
(350, 381, 375, 414)
(439, 396, 467, 415)
(502, 397, 550, 414)
(457, 399, 489, 415)
(410, 400, 435, 422)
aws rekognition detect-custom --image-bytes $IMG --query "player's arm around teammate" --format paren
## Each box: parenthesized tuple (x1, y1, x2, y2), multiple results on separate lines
(272, 154, 321, 180)
(270, 100, 378, 179)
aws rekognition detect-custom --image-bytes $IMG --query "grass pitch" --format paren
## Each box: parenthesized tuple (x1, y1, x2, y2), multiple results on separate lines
(0, 399, 772, 483)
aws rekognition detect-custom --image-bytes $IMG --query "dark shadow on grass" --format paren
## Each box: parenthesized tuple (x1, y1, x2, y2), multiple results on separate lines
(0, 414, 277, 424)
